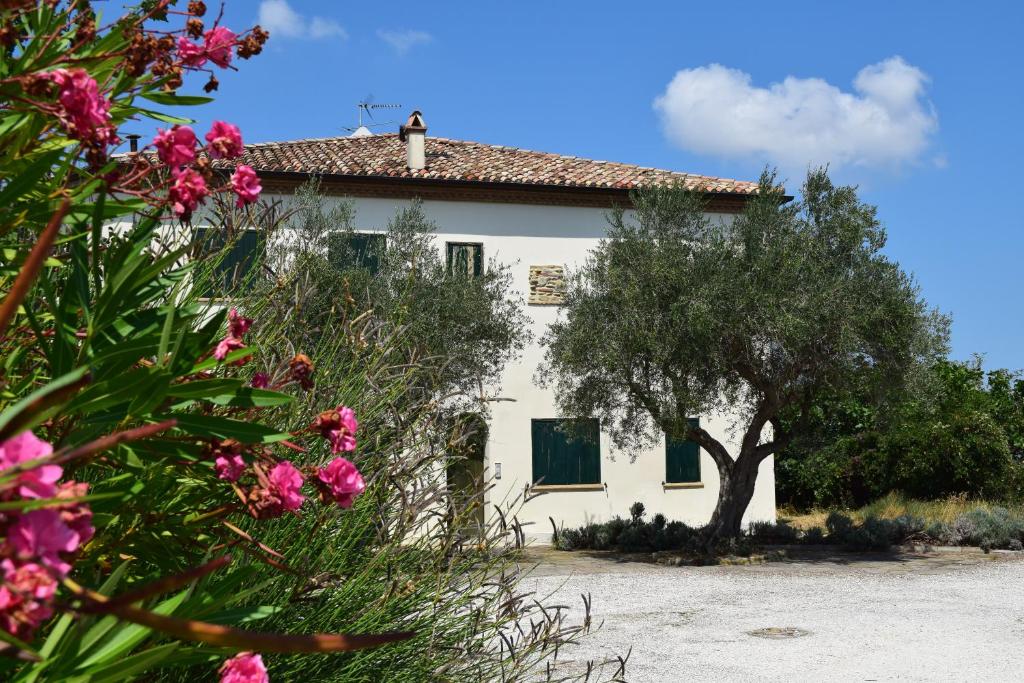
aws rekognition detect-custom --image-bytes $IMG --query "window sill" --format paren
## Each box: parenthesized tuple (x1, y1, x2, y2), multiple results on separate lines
(662, 482, 704, 490)
(530, 483, 605, 493)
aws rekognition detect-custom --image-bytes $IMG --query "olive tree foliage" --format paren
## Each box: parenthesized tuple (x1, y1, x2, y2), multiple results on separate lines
(261, 179, 530, 414)
(541, 169, 948, 543)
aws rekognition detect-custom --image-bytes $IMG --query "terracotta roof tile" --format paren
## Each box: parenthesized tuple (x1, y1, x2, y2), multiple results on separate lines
(215, 134, 760, 195)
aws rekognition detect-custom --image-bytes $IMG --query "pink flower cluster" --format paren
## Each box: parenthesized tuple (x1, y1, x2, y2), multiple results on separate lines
(311, 406, 365, 508)
(214, 307, 253, 362)
(0, 431, 93, 641)
(152, 122, 259, 217)
(178, 26, 238, 70)
(219, 651, 269, 683)
(209, 399, 365, 518)
(313, 406, 359, 454)
(42, 69, 117, 150)
(249, 461, 305, 519)
(316, 456, 365, 509)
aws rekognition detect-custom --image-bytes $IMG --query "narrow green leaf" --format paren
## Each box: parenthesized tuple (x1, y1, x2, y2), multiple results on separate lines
(0, 366, 90, 439)
(139, 92, 214, 106)
(154, 413, 291, 444)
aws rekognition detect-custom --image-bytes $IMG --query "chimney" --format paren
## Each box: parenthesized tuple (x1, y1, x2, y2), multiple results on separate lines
(126, 134, 141, 153)
(399, 110, 427, 171)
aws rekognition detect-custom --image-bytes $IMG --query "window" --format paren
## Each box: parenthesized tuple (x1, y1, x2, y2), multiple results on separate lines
(328, 232, 386, 274)
(193, 228, 263, 299)
(446, 242, 483, 277)
(531, 418, 601, 486)
(665, 418, 701, 483)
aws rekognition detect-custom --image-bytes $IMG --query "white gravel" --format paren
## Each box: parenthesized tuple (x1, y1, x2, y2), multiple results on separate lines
(524, 552, 1024, 682)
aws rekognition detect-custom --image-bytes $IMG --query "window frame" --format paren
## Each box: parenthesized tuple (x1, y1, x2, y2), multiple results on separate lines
(530, 417, 602, 489)
(664, 417, 702, 486)
(446, 241, 484, 278)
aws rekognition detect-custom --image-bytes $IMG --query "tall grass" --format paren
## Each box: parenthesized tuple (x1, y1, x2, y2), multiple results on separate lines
(781, 491, 1024, 530)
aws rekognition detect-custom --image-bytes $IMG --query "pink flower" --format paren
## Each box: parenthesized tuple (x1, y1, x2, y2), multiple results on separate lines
(316, 457, 365, 509)
(0, 431, 61, 499)
(56, 481, 94, 546)
(154, 125, 197, 168)
(43, 69, 115, 147)
(268, 461, 305, 512)
(204, 27, 237, 69)
(231, 165, 261, 207)
(168, 167, 209, 218)
(8, 509, 80, 577)
(227, 308, 253, 338)
(0, 559, 57, 641)
(314, 406, 358, 454)
(219, 652, 268, 683)
(214, 336, 245, 361)
(215, 454, 246, 482)
(205, 121, 244, 159)
(251, 372, 270, 389)
(177, 36, 207, 67)
(214, 308, 253, 361)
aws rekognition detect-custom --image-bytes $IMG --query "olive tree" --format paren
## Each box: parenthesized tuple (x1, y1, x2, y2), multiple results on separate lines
(541, 169, 946, 544)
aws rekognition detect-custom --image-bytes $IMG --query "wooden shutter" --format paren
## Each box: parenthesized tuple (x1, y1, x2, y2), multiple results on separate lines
(194, 228, 261, 298)
(446, 243, 483, 277)
(665, 417, 701, 483)
(531, 418, 600, 486)
(328, 232, 386, 274)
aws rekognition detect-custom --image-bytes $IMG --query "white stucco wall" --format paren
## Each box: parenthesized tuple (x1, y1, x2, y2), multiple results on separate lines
(264, 193, 777, 537)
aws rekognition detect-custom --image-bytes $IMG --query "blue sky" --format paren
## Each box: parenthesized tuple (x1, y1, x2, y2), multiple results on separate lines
(165, 0, 1023, 370)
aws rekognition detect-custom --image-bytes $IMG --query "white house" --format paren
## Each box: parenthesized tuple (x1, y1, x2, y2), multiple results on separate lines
(219, 112, 777, 537)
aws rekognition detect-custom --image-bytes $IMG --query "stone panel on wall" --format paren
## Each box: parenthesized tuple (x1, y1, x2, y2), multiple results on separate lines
(528, 264, 565, 305)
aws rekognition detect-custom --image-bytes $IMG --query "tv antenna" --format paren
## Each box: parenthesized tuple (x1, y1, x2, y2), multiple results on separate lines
(358, 100, 402, 126)
(341, 98, 403, 135)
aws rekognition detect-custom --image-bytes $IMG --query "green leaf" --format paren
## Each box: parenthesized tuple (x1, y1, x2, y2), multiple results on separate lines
(166, 380, 293, 407)
(75, 643, 179, 683)
(154, 413, 291, 443)
(202, 604, 282, 625)
(0, 628, 41, 662)
(139, 92, 214, 106)
(165, 378, 242, 399)
(135, 107, 195, 125)
(75, 591, 187, 669)
(0, 149, 64, 206)
(0, 366, 90, 439)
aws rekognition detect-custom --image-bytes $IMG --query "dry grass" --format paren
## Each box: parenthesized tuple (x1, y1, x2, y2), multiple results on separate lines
(778, 492, 1024, 531)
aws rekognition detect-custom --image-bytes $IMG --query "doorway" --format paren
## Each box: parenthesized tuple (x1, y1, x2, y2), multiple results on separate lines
(446, 413, 487, 535)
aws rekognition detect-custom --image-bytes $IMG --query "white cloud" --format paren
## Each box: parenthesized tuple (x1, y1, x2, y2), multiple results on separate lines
(377, 29, 433, 55)
(653, 57, 939, 172)
(258, 0, 347, 40)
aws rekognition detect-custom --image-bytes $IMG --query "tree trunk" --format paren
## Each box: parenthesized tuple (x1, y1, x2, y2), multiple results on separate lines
(703, 454, 760, 548)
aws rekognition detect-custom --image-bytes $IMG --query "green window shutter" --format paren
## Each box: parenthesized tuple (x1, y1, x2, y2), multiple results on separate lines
(194, 228, 262, 298)
(329, 232, 386, 274)
(446, 243, 483, 277)
(531, 418, 600, 485)
(665, 417, 701, 483)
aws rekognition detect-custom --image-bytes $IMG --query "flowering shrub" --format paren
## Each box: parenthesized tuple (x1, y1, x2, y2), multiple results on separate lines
(0, 1, 407, 680)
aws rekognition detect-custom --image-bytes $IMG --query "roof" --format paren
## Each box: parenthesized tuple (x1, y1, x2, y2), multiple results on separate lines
(216, 134, 760, 196)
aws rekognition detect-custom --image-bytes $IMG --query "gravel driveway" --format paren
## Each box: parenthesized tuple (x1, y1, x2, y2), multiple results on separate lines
(522, 548, 1024, 682)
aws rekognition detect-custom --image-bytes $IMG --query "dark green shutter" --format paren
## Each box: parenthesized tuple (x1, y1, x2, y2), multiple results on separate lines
(329, 232, 385, 274)
(531, 418, 600, 485)
(446, 243, 483, 277)
(194, 228, 261, 298)
(665, 417, 701, 483)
